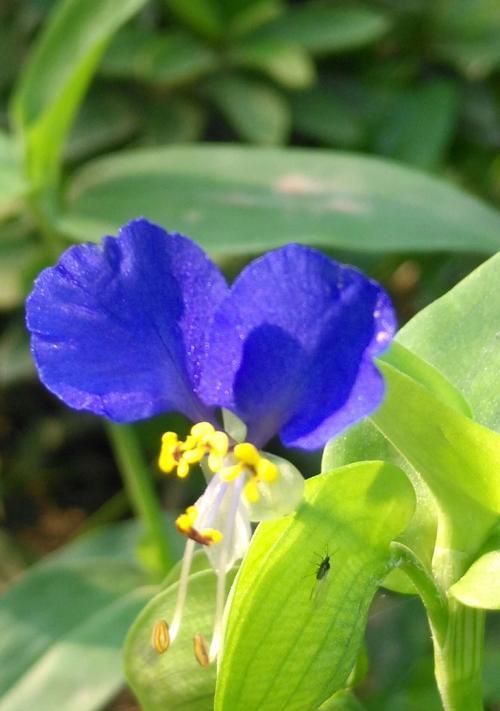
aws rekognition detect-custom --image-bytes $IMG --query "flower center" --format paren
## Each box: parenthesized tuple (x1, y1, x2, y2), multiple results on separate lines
(155, 420, 281, 666)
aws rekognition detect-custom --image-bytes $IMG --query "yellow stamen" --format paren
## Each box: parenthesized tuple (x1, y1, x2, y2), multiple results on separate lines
(244, 478, 260, 503)
(175, 506, 223, 546)
(193, 633, 210, 667)
(231, 443, 279, 502)
(152, 619, 170, 654)
(158, 422, 229, 478)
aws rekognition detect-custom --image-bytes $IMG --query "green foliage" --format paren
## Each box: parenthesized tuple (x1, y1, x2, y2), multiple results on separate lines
(215, 462, 415, 711)
(0, 521, 156, 711)
(2, 0, 500, 709)
(10, 0, 148, 189)
(59, 145, 500, 253)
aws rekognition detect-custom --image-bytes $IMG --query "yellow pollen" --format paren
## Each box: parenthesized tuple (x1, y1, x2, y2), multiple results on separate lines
(158, 422, 229, 478)
(152, 619, 170, 654)
(175, 506, 223, 546)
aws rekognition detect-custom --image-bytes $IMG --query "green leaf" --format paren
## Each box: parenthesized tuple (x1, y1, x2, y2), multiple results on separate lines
(431, 0, 500, 77)
(373, 79, 460, 170)
(397, 253, 500, 431)
(291, 87, 365, 148)
(205, 76, 290, 144)
(65, 91, 138, 163)
(372, 361, 500, 562)
(449, 550, 500, 609)
(0, 556, 148, 710)
(102, 28, 216, 87)
(251, 2, 390, 54)
(59, 145, 500, 254)
(0, 587, 152, 711)
(0, 520, 180, 710)
(448, 529, 500, 609)
(167, 0, 224, 40)
(215, 462, 415, 711)
(10, 0, 147, 188)
(0, 131, 26, 220)
(318, 690, 366, 710)
(125, 567, 237, 710)
(233, 38, 315, 89)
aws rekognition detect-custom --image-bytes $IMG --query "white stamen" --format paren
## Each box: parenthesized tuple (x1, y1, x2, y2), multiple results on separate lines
(169, 537, 195, 642)
(209, 475, 244, 661)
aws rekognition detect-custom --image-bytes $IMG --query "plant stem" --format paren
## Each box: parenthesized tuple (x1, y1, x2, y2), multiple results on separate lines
(106, 422, 174, 579)
(432, 601, 485, 711)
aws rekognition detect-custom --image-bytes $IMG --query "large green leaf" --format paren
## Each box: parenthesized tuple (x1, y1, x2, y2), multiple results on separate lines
(0, 586, 152, 711)
(397, 252, 500, 431)
(215, 462, 415, 711)
(59, 145, 500, 254)
(125, 566, 237, 711)
(10, 0, 147, 188)
(0, 520, 173, 711)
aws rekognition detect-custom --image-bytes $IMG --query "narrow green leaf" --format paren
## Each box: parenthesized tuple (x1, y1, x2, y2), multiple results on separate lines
(206, 76, 290, 144)
(397, 252, 500, 431)
(10, 0, 147, 188)
(60, 145, 500, 254)
(215, 462, 415, 711)
(125, 567, 236, 710)
(0, 131, 26, 219)
(250, 2, 390, 54)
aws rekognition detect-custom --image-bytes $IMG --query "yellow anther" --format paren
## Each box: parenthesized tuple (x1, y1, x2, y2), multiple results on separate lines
(190, 422, 215, 439)
(158, 431, 179, 473)
(244, 478, 260, 504)
(193, 633, 210, 667)
(152, 619, 170, 654)
(175, 506, 222, 546)
(159, 422, 229, 479)
(234, 442, 260, 466)
(232, 443, 279, 503)
(256, 458, 278, 482)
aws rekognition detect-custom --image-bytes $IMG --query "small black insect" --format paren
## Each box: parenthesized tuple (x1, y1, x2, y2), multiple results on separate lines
(315, 553, 331, 581)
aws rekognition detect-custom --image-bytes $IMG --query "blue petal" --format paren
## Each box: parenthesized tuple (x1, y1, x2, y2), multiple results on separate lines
(26, 219, 228, 422)
(199, 245, 396, 449)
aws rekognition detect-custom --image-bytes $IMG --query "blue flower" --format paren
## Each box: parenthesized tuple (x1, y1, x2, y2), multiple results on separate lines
(26, 218, 396, 662)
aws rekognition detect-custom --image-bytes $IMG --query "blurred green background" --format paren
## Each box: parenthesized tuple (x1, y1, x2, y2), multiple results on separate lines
(0, 1, 499, 709)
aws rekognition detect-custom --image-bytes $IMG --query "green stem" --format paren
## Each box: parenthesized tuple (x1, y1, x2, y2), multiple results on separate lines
(106, 422, 174, 579)
(432, 601, 485, 711)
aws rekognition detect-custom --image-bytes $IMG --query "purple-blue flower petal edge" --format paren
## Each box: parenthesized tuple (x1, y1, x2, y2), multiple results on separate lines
(26, 218, 228, 423)
(199, 244, 396, 449)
